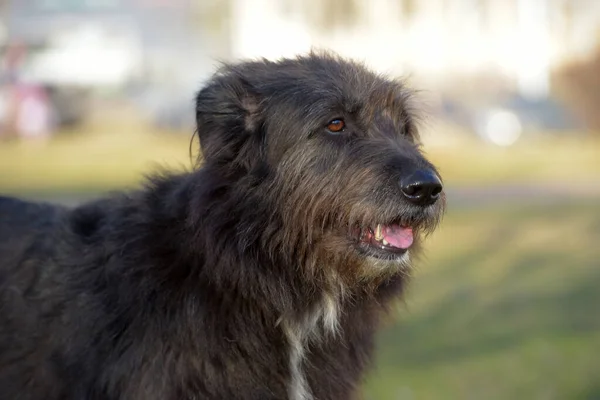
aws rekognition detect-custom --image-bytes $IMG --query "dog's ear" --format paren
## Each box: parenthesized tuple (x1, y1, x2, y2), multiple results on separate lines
(195, 70, 264, 170)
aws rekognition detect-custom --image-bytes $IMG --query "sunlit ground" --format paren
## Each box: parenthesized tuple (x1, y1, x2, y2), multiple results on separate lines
(1, 124, 599, 399)
(364, 200, 600, 400)
(0, 126, 599, 195)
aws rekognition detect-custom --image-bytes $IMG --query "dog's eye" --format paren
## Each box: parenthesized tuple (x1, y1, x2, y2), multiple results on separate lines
(326, 119, 345, 133)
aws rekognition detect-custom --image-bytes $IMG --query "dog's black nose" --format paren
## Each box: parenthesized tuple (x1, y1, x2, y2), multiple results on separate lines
(400, 170, 443, 206)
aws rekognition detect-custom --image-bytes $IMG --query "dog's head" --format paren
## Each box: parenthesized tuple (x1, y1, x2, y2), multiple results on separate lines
(196, 52, 444, 283)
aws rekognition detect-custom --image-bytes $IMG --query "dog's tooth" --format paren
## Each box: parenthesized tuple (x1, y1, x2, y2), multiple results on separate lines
(374, 224, 383, 241)
(382, 239, 389, 246)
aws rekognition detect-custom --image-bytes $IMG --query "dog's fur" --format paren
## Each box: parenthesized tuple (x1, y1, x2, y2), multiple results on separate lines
(0, 53, 444, 400)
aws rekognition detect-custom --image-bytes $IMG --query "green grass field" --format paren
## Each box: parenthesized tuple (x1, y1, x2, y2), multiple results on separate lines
(1, 129, 599, 399)
(364, 200, 600, 400)
(0, 130, 599, 194)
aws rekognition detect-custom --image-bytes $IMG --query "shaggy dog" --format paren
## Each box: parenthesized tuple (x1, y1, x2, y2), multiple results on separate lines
(0, 53, 445, 400)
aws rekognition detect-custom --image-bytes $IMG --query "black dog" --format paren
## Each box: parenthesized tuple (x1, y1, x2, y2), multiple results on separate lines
(0, 53, 444, 400)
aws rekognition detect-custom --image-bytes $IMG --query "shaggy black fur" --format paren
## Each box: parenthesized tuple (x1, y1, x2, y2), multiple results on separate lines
(0, 53, 445, 400)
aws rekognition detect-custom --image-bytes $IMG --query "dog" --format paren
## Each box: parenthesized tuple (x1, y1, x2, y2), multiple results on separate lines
(0, 53, 445, 400)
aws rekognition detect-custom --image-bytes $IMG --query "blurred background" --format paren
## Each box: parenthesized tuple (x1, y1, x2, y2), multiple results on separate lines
(0, 0, 599, 399)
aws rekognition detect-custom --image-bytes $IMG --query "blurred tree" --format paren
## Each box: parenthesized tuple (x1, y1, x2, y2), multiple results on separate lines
(553, 43, 600, 133)
(400, 0, 417, 18)
(192, 0, 232, 37)
(280, 0, 361, 32)
(189, 0, 233, 58)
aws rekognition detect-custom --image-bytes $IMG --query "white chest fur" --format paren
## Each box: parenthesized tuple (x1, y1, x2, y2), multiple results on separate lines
(282, 293, 341, 400)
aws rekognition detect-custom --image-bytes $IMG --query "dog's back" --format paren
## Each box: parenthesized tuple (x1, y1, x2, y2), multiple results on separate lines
(0, 196, 64, 268)
(0, 197, 69, 400)
(0, 195, 64, 228)
(1, 196, 65, 225)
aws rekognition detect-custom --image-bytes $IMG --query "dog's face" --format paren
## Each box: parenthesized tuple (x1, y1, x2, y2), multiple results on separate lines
(196, 53, 444, 281)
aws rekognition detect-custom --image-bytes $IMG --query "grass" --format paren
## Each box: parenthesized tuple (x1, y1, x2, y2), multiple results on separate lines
(2, 124, 599, 398)
(0, 129, 197, 195)
(0, 127, 599, 195)
(363, 200, 600, 400)
(425, 134, 600, 186)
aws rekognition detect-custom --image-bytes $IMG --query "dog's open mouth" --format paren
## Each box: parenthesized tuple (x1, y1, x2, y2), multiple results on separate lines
(352, 223, 414, 259)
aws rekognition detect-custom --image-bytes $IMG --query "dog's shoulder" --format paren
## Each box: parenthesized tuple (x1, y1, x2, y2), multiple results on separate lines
(0, 197, 67, 287)
(0, 196, 65, 232)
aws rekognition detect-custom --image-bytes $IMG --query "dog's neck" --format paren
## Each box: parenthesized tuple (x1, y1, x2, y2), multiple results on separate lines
(145, 168, 405, 308)
(90, 169, 406, 399)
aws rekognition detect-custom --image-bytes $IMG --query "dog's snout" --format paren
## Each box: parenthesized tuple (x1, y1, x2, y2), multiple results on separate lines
(400, 170, 443, 206)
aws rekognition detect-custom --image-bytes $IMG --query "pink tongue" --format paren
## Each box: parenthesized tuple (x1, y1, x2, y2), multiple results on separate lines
(382, 225, 414, 249)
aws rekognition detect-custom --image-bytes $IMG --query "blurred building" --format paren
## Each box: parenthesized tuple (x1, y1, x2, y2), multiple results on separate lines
(2, 0, 224, 86)
(0, 0, 226, 131)
(0, 0, 597, 134)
